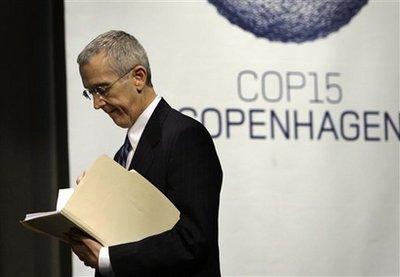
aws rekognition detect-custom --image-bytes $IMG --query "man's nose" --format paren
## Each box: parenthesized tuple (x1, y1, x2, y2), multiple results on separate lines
(93, 94, 105, 109)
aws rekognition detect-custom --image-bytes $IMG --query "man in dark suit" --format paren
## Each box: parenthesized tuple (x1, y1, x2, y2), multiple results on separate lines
(67, 30, 222, 276)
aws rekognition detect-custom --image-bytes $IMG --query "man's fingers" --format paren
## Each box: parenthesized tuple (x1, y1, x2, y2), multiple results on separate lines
(71, 242, 86, 251)
(76, 171, 86, 185)
(81, 237, 97, 247)
(72, 244, 92, 261)
(66, 228, 100, 269)
(71, 243, 97, 269)
(81, 237, 102, 259)
(71, 244, 87, 258)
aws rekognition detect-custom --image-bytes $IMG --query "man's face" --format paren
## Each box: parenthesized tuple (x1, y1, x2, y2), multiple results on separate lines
(79, 51, 144, 128)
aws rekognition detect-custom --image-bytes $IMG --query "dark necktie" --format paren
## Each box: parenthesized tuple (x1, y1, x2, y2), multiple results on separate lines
(117, 135, 132, 168)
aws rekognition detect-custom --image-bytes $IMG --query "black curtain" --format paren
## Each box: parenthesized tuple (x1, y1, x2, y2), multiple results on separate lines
(0, 1, 71, 276)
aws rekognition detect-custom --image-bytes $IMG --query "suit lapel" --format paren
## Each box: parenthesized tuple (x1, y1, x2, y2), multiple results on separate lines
(129, 98, 170, 175)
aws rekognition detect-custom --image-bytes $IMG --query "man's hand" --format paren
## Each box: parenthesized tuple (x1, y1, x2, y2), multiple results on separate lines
(64, 228, 102, 269)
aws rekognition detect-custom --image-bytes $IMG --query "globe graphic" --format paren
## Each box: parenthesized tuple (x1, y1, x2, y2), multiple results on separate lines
(208, 0, 368, 43)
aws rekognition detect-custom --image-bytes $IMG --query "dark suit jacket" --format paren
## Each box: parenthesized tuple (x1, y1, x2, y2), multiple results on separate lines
(96, 98, 222, 276)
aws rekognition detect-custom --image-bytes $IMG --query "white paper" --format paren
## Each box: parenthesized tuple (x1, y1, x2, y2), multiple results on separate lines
(56, 188, 75, 211)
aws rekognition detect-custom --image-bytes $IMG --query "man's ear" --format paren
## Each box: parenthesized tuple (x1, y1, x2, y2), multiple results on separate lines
(132, 65, 147, 92)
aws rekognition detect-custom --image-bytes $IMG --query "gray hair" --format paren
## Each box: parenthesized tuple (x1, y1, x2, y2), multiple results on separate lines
(77, 30, 152, 87)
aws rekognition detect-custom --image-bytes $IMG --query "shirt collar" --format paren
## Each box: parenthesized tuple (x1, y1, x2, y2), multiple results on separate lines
(127, 95, 162, 150)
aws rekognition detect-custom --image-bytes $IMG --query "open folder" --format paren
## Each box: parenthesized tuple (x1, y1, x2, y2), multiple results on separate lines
(20, 155, 180, 246)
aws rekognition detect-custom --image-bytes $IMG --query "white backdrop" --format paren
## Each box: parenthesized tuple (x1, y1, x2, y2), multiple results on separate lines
(65, 1, 399, 276)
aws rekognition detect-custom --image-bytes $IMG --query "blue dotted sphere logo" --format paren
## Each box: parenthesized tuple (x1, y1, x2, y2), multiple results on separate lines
(208, 0, 368, 43)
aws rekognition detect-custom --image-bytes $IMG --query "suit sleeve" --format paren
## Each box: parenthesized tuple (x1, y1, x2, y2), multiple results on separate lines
(108, 123, 223, 275)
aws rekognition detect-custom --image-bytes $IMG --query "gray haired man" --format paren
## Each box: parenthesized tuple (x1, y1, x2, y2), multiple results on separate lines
(66, 30, 223, 277)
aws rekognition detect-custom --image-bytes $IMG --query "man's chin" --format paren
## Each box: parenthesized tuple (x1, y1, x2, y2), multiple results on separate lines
(110, 115, 131, 129)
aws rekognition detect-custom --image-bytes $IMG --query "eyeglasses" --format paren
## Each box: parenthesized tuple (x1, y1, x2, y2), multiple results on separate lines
(82, 68, 134, 100)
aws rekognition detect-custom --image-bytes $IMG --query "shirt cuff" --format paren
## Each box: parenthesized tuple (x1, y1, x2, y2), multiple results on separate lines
(98, 246, 114, 277)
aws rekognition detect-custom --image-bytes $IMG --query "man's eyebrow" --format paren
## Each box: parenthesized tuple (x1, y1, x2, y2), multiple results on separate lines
(87, 82, 109, 89)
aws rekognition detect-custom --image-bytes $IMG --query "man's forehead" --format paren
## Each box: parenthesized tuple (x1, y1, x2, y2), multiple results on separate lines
(80, 52, 116, 87)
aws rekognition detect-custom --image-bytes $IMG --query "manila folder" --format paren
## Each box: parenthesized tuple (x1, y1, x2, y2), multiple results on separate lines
(21, 155, 180, 246)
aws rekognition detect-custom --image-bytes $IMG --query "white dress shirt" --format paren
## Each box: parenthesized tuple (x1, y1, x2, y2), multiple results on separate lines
(98, 95, 162, 277)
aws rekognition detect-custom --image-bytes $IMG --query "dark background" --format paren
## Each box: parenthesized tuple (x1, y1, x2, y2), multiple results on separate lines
(0, 1, 71, 276)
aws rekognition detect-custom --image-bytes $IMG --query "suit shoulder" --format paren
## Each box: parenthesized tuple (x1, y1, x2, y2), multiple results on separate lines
(164, 108, 210, 136)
